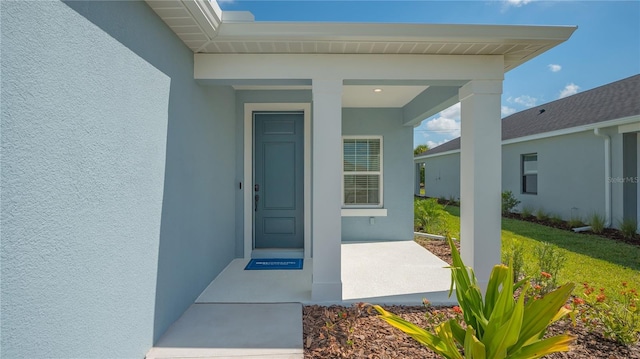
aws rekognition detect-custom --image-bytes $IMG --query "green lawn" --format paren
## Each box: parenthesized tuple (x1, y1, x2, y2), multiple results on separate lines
(438, 205, 640, 302)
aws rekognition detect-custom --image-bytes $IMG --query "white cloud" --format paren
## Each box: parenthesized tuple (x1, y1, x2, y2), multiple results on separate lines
(548, 64, 562, 72)
(425, 103, 461, 137)
(504, 0, 533, 7)
(512, 95, 538, 108)
(501, 106, 517, 117)
(559, 83, 580, 98)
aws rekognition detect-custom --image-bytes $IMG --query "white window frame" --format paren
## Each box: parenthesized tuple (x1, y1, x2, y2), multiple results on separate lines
(341, 135, 384, 208)
(521, 153, 538, 195)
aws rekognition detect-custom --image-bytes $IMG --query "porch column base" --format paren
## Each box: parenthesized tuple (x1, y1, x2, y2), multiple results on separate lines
(311, 282, 343, 302)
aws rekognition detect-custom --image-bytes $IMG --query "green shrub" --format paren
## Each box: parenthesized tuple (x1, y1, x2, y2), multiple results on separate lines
(618, 218, 639, 239)
(502, 240, 526, 283)
(567, 216, 584, 229)
(535, 208, 549, 221)
(501, 190, 521, 215)
(532, 242, 566, 295)
(549, 213, 564, 226)
(520, 205, 533, 218)
(374, 237, 576, 359)
(587, 212, 606, 234)
(414, 198, 445, 234)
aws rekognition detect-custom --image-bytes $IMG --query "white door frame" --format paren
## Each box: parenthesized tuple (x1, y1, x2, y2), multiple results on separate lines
(243, 103, 312, 259)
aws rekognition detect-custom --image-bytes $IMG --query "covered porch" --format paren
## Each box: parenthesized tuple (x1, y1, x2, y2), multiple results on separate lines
(196, 240, 454, 305)
(147, 0, 577, 303)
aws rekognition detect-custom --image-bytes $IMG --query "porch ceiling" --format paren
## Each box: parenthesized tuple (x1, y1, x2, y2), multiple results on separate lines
(145, 0, 576, 72)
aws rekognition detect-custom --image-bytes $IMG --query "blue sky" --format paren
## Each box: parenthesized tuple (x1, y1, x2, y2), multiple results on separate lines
(219, 0, 640, 150)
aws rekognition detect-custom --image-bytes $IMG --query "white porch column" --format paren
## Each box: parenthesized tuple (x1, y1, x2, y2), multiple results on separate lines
(459, 80, 503, 291)
(311, 78, 343, 301)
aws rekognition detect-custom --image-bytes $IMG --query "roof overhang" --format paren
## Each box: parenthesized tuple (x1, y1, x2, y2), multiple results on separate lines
(145, 0, 577, 72)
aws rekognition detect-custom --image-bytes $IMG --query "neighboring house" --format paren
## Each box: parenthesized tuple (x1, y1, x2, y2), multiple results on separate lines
(2, 1, 575, 357)
(415, 75, 640, 230)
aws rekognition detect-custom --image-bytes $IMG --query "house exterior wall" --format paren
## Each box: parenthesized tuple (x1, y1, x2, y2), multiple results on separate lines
(341, 108, 414, 241)
(1, 1, 236, 357)
(421, 128, 638, 227)
(423, 153, 461, 200)
(502, 131, 606, 221)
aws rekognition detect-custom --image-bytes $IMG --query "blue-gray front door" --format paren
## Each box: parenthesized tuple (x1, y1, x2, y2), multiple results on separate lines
(254, 112, 304, 249)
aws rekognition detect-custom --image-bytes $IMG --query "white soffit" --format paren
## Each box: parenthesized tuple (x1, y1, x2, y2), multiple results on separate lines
(146, 1, 576, 72)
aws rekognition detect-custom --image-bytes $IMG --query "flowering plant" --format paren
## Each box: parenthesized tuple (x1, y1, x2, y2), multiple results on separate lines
(570, 282, 639, 345)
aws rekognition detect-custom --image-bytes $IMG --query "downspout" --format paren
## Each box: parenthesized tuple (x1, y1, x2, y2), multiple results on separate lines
(594, 128, 612, 227)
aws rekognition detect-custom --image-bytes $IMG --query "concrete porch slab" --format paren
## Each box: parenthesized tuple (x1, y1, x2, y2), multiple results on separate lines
(146, 303, 303, 359)
(196, 240, 455, 306)
(197, 259, 312, 303)
(341, 240, 455, 305)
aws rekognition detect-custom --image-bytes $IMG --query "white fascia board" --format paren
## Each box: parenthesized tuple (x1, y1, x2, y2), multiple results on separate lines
(414, 115, 640, 161)
(618, 119, 640, 133)
(182, 0, 222, 39)
(215, 22, 576, 44)
(414, 149, 461, 161)
(194, 54, 504, 81)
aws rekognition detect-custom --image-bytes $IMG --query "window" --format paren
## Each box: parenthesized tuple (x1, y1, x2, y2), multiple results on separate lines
(342, 137, 383, 207)
(522, 153, 538, 194)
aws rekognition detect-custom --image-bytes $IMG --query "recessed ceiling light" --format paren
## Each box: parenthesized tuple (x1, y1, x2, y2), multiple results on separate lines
(373, 88, 383, 93)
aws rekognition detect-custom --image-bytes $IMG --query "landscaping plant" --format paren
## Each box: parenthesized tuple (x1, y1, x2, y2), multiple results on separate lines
(502, 240, 526, 283)
(520, 206, 533, 218)
(587, 212, 606, 234)
(572, 282, 640, 345)
(534, 208, 549, 221)
(414, 198, 445, 234)
(501, 190, 521, 216)
(373, 237, 576, 359)
(532, 242, 566, 296)
(618, 217, 639, 239)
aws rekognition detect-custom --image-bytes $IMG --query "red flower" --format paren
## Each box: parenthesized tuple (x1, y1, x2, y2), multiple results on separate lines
(573, 297, 585, 305)
(596, 294, 606, 303)
(541, 272, 552, 279)
(534, 285, 542, 291)
(622, 281, 628, 287)
(452, 306, 463, 314)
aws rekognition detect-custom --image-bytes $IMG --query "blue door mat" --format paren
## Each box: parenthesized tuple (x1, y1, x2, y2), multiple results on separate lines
(245, 258, 303, 270)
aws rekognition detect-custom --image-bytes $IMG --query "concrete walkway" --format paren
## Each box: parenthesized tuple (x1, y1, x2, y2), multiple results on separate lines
(147, 240, 455, 358)
(146, 303, 303, 359)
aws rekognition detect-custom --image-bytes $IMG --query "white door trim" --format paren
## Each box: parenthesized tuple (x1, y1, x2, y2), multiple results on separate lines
(243, 103, 312, 259)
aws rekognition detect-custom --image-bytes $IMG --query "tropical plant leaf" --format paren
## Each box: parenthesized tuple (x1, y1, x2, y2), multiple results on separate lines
(463, 326, 486, 359)
(509, 334, 576, 359)
(372, 305, 462, 359)
(511, 283, 575, 352)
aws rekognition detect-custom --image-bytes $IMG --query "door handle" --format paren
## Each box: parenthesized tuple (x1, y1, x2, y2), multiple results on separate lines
(255, 194, 260, 212)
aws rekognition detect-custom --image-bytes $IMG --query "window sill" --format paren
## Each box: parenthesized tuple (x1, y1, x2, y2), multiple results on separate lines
(341, 208, 388, 217)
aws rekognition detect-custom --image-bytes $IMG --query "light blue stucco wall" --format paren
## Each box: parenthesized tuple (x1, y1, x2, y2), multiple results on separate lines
(342, 108, 414, 241)
(1, 1, 236, 357)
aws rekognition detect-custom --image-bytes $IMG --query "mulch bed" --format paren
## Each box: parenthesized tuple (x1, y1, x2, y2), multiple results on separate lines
(302, 238, 640, 358)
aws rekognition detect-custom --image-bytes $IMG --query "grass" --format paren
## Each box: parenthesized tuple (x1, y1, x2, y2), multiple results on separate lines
(437, 205, 640, 302)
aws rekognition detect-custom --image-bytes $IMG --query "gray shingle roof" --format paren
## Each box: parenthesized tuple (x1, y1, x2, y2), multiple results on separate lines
(418, 74, 640, 157)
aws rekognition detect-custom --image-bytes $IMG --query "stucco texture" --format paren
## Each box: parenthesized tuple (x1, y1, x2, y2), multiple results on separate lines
(1, 1, 236, 357)
(341, 108, 414, 241)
